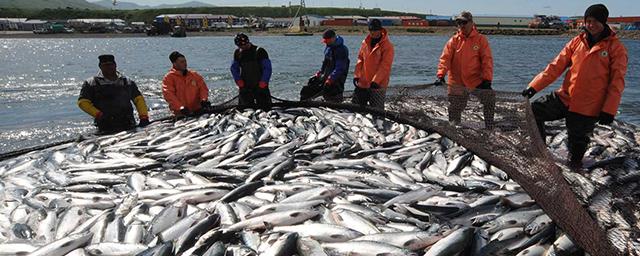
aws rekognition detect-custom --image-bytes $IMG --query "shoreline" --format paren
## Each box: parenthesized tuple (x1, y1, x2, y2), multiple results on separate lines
(2, 27, 639, 39)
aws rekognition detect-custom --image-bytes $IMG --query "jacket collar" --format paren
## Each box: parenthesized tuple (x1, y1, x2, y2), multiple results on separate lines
(365, 28, 389, 47)
(96, 71, 122, 80)
(456, 27, 479, 40)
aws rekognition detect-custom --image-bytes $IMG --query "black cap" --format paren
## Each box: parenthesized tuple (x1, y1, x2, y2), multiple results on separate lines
(234, 33, 250, 46)
(169, 51, 185, 63)
(585, 4, 609, 24)
(368, 19, 382, 31)
(322, 29, 336, 39)
(98, 54, 115, 65)
(455, 11, 473, 22)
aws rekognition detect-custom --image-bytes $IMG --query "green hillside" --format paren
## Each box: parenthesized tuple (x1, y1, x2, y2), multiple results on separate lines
(0, 0, 103, 10)
(0, 6, 426, 23)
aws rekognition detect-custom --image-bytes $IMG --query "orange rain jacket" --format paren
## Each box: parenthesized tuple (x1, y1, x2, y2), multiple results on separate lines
(529, 31, 628, 117)
(162, 68, 209, 114)
(354, 28, 395, 89)
(437, 28, 493, 89)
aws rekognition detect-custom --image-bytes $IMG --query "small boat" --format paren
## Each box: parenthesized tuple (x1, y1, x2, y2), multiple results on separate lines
(284, 1, 313, 36)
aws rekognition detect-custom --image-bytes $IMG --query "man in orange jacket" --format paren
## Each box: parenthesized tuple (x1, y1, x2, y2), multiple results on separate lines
(522, 4, 628, 168)
(435, 11, 495, 129)
(162, 51, 211, 117)
(352, 19, 394, 110)
(78, 54, 150, 134)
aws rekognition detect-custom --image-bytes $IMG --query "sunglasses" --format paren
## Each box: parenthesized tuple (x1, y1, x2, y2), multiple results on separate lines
(456, 20, 469, 26)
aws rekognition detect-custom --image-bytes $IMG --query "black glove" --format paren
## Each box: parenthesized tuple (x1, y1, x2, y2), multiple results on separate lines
(353, 78, 360, 87)
(200, 100, 212, 110)
(521, 87, 537, 99)
(433, 77, 445, 86)
(138, 118, 150, 127)
(308, 75, 321, 86)
(598, 112, 615, 125)
(179, 107, 191, 116)
(370, 82, 380, 89)
(477, 80, 492, 90)
(353, 86, 370, 106)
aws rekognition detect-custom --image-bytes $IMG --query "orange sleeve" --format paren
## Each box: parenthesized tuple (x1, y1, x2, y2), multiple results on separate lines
(529, 38, 575, 92)
(602, 41, 628, 116)
(354, 40, 366, 79)
(162, 75, 182, 112)
(480, 36, 494, 81)
(194, 72, 209, 101)
(372, 41, 394, 85)
(437, 38, 454, 78)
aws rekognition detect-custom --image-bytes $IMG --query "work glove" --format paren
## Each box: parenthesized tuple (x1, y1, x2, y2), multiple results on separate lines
(598, 112, 615, 126)
(353, 78, 360, 87)
(200, 100, 212, 110)
(308, 75, 321, 86)
(259, 81, 268, 89)
(353, 86, 370, 106)
(324, 78, 333, 87)
(370, 82, 381, 89)
(138, 117, 150, 127)
(521, 87, 537, 99)
(95, 111, 104, 122)
(235, 80, 245, 88)
(477, 80, 492, 90)
(179, 106, 191, 117)
(433, 77, 445, 86)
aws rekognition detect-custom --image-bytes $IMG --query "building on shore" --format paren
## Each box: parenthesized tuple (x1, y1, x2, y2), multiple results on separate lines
(425, 15, 453, 26)
(474, 16, 533, 28)
(0, 18, 27, 31)
(322, 16, 367, 26)
(154, 14, 241, 30)
(67, 19, 126, 31)
(302, 15, 327, 27)
(21, 20, 49, 31)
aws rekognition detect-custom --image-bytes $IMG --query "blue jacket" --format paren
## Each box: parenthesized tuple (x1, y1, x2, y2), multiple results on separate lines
(320, 36, 349, 82)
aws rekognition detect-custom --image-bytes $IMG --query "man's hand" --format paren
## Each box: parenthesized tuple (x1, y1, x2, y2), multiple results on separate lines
(235, 80, 245, 88)
(521, 87, 537, 99)
(598, 112, 615, 126)
(433, 77, 446, 86)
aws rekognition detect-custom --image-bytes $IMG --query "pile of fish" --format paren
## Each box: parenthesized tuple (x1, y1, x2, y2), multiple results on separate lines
(545, 119, 640, 254)
(0, 106, 637, 255)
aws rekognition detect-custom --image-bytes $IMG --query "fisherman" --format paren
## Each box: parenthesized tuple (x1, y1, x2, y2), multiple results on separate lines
(78, 54, 150, 134)
(231, 33, 273, 110)
(162, 51, 211, 117)
(434, 11, 495, 129)
(522, 4, 628, 168)
(300, 29, 349, 102)
(352, 19, 395, 110)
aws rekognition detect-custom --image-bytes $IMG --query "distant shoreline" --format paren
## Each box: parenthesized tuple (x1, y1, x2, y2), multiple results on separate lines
(1, 27, 639, 40)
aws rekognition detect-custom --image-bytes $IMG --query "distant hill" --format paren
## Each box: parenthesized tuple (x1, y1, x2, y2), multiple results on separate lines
(92, 0, 214, 10)
(155, 1, 215, 9)
(0, 0, 104, 9)
(93, 0, 149, 9)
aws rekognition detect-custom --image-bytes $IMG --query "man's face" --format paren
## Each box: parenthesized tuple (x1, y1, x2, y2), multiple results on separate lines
(585, 16, 605, 36)
(323, 37, 336, 45)
(99, 62, 117, 76)
(369, 30, 382, 39)
(173, 57, 187, 71)
(238, 43, 251, 51)
(457, 19, 473, 34)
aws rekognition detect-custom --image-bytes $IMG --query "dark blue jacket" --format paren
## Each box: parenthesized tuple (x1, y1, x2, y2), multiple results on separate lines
(230, 45, 272, 85)
(320, 36, 349, 83)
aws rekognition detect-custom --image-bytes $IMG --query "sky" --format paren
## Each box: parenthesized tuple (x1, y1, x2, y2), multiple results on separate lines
(96, 0, 640, 17)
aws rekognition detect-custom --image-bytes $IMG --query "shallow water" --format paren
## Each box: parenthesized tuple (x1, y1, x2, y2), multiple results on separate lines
(0, 35, 638, 154)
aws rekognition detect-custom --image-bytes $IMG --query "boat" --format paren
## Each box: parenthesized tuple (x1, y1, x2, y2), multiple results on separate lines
(284, 0, 313, 36)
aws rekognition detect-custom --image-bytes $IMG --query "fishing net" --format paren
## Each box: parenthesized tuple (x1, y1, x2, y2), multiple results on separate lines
(253, 84, 627, 255)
